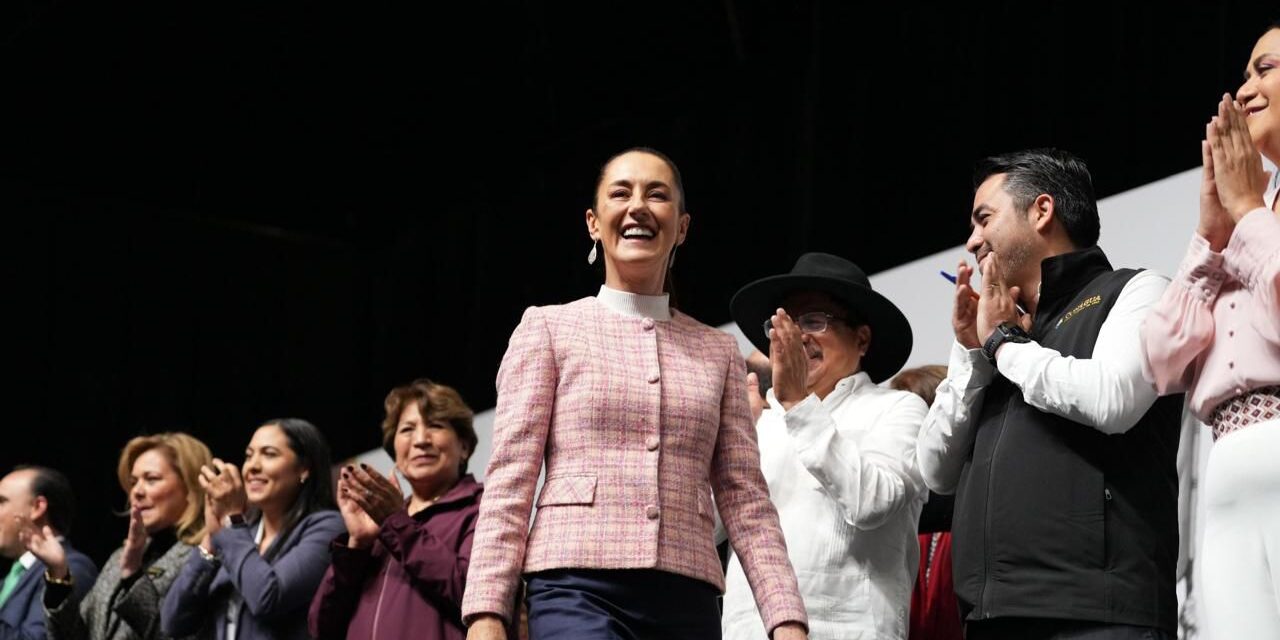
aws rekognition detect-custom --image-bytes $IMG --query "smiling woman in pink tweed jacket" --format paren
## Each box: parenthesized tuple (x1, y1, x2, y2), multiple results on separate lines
(462, 148, 808, 640)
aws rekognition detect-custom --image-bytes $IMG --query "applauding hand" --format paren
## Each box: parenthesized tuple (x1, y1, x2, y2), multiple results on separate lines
(336, 473, 381, 549)
(18, 517, 69, 580)
(340, 464, 404, 525)
(767, 309, 811, 411)
(119, 506, 149, 579)
(975, 253, 1031, 347)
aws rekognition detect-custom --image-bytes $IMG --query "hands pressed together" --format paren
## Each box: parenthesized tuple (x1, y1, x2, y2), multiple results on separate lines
(1198, 93, 1271, 251)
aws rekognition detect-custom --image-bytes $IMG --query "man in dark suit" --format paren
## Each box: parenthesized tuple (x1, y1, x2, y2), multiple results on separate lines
(0, 466, 98, 639)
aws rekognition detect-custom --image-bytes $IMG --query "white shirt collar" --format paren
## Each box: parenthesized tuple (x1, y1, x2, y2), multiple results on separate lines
(596, 285, 671, 321)
(17, 551, 37, 570)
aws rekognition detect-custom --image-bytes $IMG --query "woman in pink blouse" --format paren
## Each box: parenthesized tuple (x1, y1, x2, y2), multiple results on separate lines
(1139, 21, 1280, 639)
(462, 148, 807, 640)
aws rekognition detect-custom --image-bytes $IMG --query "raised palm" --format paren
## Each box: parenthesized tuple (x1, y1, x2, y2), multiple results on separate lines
(119, 506, 150, 579)
(20, 521, 68, 578)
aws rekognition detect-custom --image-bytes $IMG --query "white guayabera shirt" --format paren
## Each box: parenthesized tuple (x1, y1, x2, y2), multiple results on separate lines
(721, 372, 928, 640)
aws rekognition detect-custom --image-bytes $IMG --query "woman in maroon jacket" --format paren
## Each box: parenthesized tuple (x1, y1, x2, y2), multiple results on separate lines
(308, 379, 483, 640)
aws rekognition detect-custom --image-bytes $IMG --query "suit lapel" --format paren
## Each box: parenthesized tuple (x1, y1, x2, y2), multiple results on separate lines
(0, 558, 44, 617)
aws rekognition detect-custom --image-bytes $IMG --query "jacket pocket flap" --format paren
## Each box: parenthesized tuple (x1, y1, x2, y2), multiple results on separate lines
(697, 488, 715, 518)
(537, 474, 597, 507)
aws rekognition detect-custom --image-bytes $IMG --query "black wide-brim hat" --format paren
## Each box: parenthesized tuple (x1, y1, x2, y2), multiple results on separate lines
(730, 252, 913, 383)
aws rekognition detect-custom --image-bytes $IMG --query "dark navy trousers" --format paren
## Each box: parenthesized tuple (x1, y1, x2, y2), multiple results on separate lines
(525, 568, 721, 640)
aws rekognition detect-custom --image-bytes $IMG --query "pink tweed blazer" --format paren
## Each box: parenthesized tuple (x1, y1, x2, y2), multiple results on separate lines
(461, 297, 807, 633)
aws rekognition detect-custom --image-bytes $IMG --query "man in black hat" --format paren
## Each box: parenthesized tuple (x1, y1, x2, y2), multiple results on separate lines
(720, 252, 928, 640)
(917, 149, 1183, 640)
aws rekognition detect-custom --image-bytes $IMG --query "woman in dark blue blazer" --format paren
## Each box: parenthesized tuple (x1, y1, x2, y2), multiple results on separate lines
(161, 419, 343, 640)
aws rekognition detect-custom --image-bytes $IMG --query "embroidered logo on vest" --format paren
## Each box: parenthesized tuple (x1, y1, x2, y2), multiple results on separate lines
(1054, 295, 1102, 330)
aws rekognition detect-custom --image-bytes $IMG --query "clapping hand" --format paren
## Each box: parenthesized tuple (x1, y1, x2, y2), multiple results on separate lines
(339, 464, 404, 525)
(119, 506, 149, 579)
(767, 309, 811, 412)
(198, 459, 248, 532)
(975, 253, 1031, 347)
(336, 473, 380, 549)
(951, 260, 981, 349)
(17, 516, 68, 580)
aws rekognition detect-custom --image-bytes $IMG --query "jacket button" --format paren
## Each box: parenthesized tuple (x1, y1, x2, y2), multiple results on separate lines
(647, 371, 660, 383)
(645, 505, 660, 520)
(642, 318, 655, 331)
(646, 436, 660, 451)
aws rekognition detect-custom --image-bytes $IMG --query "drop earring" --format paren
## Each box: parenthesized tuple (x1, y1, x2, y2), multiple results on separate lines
(587, 239, 599, 265)
(668, 244, 678, 269)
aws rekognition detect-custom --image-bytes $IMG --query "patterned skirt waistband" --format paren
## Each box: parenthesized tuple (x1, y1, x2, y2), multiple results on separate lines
(1209, 385, 1280, 441)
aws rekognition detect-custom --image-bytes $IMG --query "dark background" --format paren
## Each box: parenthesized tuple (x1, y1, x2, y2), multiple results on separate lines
(3, 1, 1275, 564)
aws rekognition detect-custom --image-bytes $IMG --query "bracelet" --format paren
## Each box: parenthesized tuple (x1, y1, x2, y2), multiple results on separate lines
(44, 569, 74, 586)
(197, 544, 218, 563)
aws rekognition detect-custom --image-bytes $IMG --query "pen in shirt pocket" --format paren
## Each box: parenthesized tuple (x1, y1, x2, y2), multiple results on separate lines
(940, 269, 1028, 316)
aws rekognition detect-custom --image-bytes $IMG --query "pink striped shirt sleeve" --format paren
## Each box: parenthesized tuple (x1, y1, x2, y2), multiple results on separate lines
(1141, 206, 1280, 418)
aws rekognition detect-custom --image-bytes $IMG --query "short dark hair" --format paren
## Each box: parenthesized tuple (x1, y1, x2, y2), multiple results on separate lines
(973, 148, 1100, 249)
(14, 465, 76, 536)
(382, 379, 478, 474)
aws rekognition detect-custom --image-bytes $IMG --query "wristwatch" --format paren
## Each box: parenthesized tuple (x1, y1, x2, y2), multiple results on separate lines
(982, 322, 1031, 364)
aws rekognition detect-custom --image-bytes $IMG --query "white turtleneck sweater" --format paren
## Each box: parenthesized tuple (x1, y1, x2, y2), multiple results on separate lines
(595, 285, 672, 321)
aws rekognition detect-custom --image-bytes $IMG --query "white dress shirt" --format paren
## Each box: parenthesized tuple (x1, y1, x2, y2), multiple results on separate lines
(15, 551, 37, 571)
(917, 269, 1169, 494)
(722, 372, 928, 640)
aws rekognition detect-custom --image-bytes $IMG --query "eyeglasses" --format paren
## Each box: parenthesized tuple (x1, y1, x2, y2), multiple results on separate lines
(762, 312, 845, 339)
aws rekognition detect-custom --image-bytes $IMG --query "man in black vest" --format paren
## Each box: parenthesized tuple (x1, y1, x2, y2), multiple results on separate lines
(916, 149, 1183, 640)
